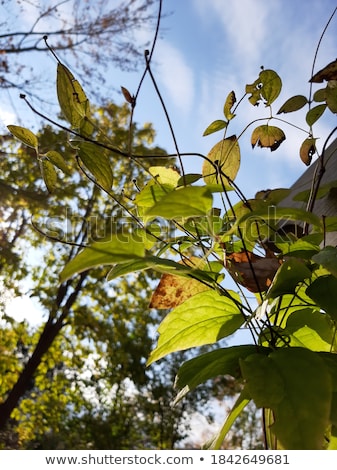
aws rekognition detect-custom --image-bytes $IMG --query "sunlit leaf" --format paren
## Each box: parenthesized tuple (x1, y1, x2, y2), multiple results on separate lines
(267, 258, 311, 298)
(310, 59, 337, 83)
(148, 166, 180, 188)
(45, 150, 71, 175)
(147, 290, 244, 364)
(144, 186, 213, 219)
(251, 125, 286, 151)
(77, 142, 113, 191)
(203, 120, 227, 136)
(246, 69, 282, 106)
(223, 91, 236, 120)
(60, 234, 145, 282)
(277, 95, 308, 114)
(202, 135, 240, 186)
(299, 138, 317, 166)
(305, 104, 326, 126)
(7, 125, 38, 150)
(39, 158, 57, 193)
(285, 309, 334, 351)
(240, 348, 332, 449)
(57, 62, 90, 128)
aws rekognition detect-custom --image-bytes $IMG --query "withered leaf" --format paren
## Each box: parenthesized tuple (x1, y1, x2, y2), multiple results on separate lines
(310, 59, 337, 83)
(224, 249, 282, 293)
(149, 257, 210, 309)
(251, 125, 286, 152)
(299, 138, 317, 166)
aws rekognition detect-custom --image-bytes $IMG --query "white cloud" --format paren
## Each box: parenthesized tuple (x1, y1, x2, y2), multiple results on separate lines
(155, 40, 195, 115)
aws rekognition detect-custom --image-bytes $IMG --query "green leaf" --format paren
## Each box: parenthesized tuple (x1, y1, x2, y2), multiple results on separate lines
(106, 259, 151, 281)
(174, 345, 269, 402)
(277, 95, 308, 114)
(267, 258, 312, 298)
(223, 91, 236, 120)
(177, 173, 202, 186)
(240, 348, 332, 449)
(202, 135, 240, 186)
(285, 309, 334, 351)
(57, 63, 90, 129)
(251, 125, 286, 151)
(306, 275, 337, 320)
(203, 120, 227, 137)
(147, 290, 244, 365)
(7, 125, 38, 150)
(326, 80, 337, 113)
(60, 234, 146, 282)
(306, 104, 326, 126)
(39, 159, 58, 193)
(135, 182, 173, 209)
(312, 246, 337, 277)
(77, 142, 113, 191)
(45, 150, 71, 175)
(144, 186, 213, 220)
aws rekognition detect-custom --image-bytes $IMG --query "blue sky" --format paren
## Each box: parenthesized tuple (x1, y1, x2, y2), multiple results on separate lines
(2, 0, 337, 195)
(136, 0, 337, 196)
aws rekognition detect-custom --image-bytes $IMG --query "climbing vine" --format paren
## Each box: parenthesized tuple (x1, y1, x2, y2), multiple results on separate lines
(7, 3, 337, 450)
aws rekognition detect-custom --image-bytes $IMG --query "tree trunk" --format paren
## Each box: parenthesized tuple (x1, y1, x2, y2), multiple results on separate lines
(0, 317, 63, 431)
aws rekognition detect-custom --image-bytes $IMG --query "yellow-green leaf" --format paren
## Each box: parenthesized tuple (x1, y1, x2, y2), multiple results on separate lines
(251, 125, 286, 151)
(203, 120, 227, 137)
(7, 125, 38, 150)
(78, 142, 113, 191)
(223, 91, 236, 120)
(45, 150, 71, 175)
(39, 158, 58, 193)
(147, 290, 244, 365)
(202, 135, 240, 186)
(246, 69, 282, 106)
(144, 186, 213, 219)
(57, 63, 90, 129)
(60, 234, 146, 282)
(277, 95, 308, 114)
(306, 104, 326, 126)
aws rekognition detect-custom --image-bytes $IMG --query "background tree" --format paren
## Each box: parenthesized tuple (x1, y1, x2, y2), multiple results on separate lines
(0, 101, 242, 449)
(0, 0, 157, 102)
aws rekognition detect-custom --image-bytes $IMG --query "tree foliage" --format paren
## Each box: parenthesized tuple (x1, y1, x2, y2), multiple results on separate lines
(0, 100, 221, 449)
(0, 0, 157, 100)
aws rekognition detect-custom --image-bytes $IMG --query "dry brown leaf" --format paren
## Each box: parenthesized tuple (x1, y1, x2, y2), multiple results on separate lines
(310, 59, 337, 83)
(149, 257, 210, 309)
(224, 249, 282, 293)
